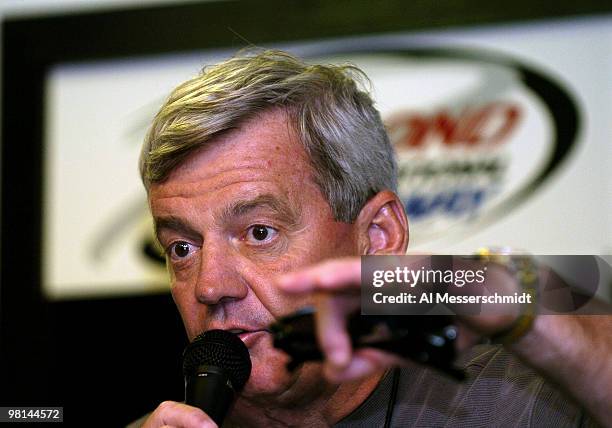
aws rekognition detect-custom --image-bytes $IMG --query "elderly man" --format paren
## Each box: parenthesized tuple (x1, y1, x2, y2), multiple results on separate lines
(137, 50, 611, 427)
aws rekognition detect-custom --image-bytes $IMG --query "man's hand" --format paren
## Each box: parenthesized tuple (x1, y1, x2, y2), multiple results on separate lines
(140, 401, 217, 428)
(276, 257, 405, 382)
(276, 256, 612, 427)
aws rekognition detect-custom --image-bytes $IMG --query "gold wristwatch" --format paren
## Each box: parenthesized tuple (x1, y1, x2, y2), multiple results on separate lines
(474, 247, 539, 346)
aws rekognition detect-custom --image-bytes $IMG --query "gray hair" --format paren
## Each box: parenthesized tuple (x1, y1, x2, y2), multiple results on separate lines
(140, 49, 397, 222)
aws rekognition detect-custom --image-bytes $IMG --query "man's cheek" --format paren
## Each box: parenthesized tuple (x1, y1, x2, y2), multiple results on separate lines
(172, 288, 206, 340)
(267, 291, 313, 319)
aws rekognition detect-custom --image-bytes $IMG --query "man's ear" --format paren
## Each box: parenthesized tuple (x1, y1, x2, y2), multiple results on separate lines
(355, 190, 409, 255)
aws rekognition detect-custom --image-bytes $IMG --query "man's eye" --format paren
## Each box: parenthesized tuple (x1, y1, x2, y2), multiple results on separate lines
(169, 241, 194, 258)
(246, 225, 278, 243)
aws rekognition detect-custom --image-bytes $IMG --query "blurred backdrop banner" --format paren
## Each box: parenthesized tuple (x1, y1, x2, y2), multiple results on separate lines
(42, 16, 612, 300)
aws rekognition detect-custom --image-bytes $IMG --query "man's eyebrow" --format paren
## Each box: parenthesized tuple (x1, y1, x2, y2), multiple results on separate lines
(219, 193, 301, 225)
(154, 216, 201, 242)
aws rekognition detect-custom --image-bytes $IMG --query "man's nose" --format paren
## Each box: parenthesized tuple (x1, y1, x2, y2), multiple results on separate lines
(194, 242, 248, 305)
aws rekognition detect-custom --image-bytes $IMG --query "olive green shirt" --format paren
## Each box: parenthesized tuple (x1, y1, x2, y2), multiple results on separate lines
(336, 345, 597, 427)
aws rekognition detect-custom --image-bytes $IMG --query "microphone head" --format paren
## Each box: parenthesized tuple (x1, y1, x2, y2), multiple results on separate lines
(182, 329, 252, 392)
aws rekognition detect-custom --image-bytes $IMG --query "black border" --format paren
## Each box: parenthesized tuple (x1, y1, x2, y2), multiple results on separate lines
(2, 0, 611, 419)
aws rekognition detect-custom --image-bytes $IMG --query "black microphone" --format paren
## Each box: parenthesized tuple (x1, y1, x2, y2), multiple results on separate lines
(182, 329, 252, 425)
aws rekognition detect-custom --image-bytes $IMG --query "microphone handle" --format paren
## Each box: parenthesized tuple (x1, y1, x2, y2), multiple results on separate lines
(185, 365, 236, 425)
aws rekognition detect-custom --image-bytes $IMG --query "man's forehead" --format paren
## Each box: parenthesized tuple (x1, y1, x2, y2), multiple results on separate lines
(151, 164, 278, 198)
(162, 112, 311, 185)
(220, 193, 297, 219)
(149, 172, 298, 221)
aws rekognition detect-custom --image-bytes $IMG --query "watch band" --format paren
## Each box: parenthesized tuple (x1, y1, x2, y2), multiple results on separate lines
(474, 247, 539, 346)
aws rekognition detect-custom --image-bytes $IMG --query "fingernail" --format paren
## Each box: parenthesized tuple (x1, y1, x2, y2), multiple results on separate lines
(275, 274, 294, 289)
(277, 273, 310, 292)
(330, 348, 349, 368)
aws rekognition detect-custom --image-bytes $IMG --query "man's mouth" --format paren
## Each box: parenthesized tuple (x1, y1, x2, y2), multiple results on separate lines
(226, 328, 271, 347)
(227, 328, 247, 335)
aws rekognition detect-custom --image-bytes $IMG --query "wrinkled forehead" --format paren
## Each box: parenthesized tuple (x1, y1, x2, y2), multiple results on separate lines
(182, 115, 308, 177)
(159, 108, 309, 183)
(148, 108, 322, 215)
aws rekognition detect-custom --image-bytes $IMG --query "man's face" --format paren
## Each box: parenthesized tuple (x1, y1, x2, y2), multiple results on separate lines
(149, 109, 359, 398)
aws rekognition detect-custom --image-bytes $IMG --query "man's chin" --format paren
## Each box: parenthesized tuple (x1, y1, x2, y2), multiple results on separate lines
(238, 361, 327, 413)
(240, 334, 295, 397)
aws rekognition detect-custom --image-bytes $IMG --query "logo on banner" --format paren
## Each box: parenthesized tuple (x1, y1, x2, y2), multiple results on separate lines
(313, 47, 580, 245)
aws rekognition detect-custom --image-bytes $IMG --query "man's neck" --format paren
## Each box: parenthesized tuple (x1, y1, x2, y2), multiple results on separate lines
(228, 370, 385, 427)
